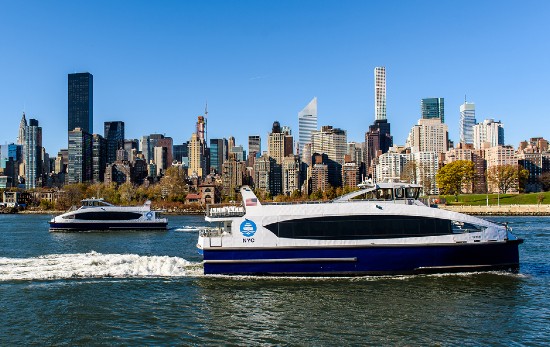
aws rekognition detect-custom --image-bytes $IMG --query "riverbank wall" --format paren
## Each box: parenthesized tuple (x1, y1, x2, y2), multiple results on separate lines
(440, 204, 550, 216)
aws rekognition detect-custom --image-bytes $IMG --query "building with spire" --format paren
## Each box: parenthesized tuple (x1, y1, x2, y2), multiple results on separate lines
(17, 112, 27, 145)
(298, 97, 317, 155)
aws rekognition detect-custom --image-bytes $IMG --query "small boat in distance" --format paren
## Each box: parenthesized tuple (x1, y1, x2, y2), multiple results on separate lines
(197, 183, 522, 276)
(49, 198, 168, 232)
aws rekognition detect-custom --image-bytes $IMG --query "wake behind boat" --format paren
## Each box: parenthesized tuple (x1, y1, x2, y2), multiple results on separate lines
(197, 183, 522, 276)
(49, 198, 167, 232)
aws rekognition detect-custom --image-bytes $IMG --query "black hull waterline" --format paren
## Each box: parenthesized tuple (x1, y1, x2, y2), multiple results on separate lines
(49, 222, 168, 232)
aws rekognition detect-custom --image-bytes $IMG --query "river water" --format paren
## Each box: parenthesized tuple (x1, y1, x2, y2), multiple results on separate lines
(0, 215, 548, 345)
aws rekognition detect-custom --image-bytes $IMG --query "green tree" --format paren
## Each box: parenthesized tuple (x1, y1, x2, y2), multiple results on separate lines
(310, 189, 323, 200)
(290, 189, 302, 200)
(436, 160, 474, 201)
(486, 164, 528, 194)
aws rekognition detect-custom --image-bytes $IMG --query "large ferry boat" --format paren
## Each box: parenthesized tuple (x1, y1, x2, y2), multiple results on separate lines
(197, 183, 522, 276)
(49, 198, 168, 231)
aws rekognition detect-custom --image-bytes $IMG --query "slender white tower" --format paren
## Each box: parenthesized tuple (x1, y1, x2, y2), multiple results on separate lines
(374, 67, 386, 121)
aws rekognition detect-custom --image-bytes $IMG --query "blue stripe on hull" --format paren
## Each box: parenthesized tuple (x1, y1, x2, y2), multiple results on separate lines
(49, 222, 167, 231)
(202, 241, 522, 276)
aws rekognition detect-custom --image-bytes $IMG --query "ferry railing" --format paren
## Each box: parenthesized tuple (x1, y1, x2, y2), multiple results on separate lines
(206, 204, 246, 218)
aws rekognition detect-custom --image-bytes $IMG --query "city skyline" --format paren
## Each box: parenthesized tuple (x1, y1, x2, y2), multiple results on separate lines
(0, 1, 548, 154)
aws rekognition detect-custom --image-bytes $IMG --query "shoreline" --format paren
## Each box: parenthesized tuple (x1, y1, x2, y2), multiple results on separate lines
(439, 204, 550, 216)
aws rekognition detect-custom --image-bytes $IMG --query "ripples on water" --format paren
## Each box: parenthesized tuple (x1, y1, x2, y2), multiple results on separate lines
(0, 215, 548, 345)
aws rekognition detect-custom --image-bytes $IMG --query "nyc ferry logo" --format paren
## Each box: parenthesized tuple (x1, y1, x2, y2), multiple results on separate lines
(240, 219, 257, 237)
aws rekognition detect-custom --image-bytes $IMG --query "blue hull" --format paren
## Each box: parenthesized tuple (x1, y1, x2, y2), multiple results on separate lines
(49, 222, 167, 231)
(202, 240, 522, 276)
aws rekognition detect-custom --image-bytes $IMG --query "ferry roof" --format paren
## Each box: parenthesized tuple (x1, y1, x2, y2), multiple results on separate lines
(80, 198, 114, 206)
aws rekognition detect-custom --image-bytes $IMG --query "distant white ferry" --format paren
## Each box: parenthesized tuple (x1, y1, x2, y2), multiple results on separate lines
(49, 198, 167, 231)
(197, 183, 522, 276)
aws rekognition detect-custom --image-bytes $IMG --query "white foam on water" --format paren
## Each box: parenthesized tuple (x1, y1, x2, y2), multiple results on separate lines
(174, 225, 200, 232)
(0, 251, 197, 281)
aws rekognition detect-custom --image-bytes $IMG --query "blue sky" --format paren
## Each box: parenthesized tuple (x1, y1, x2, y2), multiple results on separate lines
(1, 1, 548, 154)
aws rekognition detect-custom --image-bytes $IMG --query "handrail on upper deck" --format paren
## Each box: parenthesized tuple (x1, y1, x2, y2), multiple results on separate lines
(206, 204, 246, 218)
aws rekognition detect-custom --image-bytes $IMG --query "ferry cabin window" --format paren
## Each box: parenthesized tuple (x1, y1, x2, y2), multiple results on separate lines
(405, 187, 419, 199)
(376, 188, 393, 200)
(394, 188, 404, 199)
(452, 221, 484, 233)
(265, 215, 452, 240)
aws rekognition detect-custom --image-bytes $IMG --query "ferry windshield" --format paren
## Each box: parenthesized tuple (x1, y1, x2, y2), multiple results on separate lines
(376, 188, 393, 200)
(394, 188, 404, 199)
(405, 187, 420, 199)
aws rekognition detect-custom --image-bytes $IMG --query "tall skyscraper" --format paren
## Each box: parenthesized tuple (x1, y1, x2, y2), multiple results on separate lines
(365, 67, 392, 176)
(421, 98, 445, 123)
(311, 125, 347, 187)
(197, 116, 206, 141)
(189, 133, 205, 178)
(104, 121, 125, 165)
(406, 118, 449, 154)
(459, 102, 476, 145)
(144, 134, 165, 163)
(24, 119, 42, 189)
(248, 135, 261, 158)
(282, 155, 300, 195)
(92, 134, 107, 183)
(156, 137, 174, 168)
(374, 67, 386, 121)
(68, 72, 93, 134)
(268, 121, 293, 164)
(68, 127, 92, 184)
(173, 142, 189, 164)
(17, 112, 27, 145)
(473, 119, 505, 149)
(210, 138, 227, 174)
(298, 97, 318, 155)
